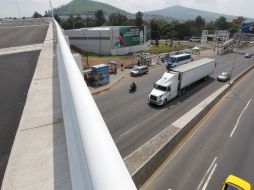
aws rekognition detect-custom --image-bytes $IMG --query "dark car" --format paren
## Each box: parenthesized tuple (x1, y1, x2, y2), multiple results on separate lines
(217, 72, 231, 82)
(244, 53, 251, 58)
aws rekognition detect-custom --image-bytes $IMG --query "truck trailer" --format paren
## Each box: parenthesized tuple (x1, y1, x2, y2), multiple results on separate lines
(148, 58, 216, 105)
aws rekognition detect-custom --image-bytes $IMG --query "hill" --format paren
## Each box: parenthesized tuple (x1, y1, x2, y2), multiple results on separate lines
(144, 5, 237, 22)
(54, 0, 129, 16)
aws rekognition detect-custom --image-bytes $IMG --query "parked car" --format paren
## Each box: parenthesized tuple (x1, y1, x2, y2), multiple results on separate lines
(222, 175, 251, 190)
(217, 72, 231, 82)
(130, 65, 149, 77)
(244, 53, 251, 58)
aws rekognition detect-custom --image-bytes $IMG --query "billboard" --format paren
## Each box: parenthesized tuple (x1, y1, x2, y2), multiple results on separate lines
(112, 26, 144, 48)
(241, 22, 254, 34)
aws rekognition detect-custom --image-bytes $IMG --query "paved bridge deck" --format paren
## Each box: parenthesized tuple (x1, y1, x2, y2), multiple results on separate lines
(1, 22, 72, 190)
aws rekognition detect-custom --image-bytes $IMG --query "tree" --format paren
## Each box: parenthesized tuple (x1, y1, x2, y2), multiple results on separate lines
(214, 16, 229, 30)
(61, 15, 75, 29)
(150, 19, 160, 46)
(228, 22, 240, 35)
(32, 11, 42, 18)
(135, 11, 143, 26)
(61, 16, 97, 29)
(108, 13, 128, 26)
(232, 16, 245, 25)
(54, 14, 61, 24)
(73, 15, 86, 28)
(185, 20, 199, 37)
(86, 18, 96, 27)
(44, 10, 50, 17)
(162, 24, 171, 45)
(95, 9, 106, 26)
(125, 18, 136, 26)
(205, 21, 215, 31)
(195, 15, 206, 34)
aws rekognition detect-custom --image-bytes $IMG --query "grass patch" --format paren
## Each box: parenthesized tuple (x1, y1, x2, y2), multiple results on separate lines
(145, 43, 191, 54)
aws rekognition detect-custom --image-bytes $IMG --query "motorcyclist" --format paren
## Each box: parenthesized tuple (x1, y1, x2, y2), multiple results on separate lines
(130, 82, 136, 90)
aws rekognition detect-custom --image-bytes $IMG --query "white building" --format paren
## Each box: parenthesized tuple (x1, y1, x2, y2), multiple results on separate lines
(64, 26, 151, 55)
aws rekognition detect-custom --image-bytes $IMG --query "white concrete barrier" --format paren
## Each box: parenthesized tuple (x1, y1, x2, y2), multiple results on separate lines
(54, 19, 137, 190)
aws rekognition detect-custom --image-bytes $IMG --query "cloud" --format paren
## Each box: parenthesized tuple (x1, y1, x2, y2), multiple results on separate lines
(96, 0, 254, 18)
(0, 0, 72, 18)
(0, 0, 253, 18)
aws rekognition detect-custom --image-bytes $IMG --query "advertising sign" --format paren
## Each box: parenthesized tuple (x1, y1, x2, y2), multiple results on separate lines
(241, 22, 254, 34)
(113, 26, 144, 48)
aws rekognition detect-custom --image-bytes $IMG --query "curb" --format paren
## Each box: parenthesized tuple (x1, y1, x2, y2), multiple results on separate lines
(126, 62, 254, 188)
(91, 73, 126, 95)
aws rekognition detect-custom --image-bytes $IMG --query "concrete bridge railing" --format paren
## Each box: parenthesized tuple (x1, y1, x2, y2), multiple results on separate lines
(54, 19, 137, 190)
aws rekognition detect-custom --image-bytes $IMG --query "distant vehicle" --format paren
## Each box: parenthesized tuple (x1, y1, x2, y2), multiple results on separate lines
(217, 72, 231, 82)
(192, 47, 200, 55)
(190, 37, 201, 42)
(244, 53, 251, 58)
(130, 65, 149, 77)
(165, 53, 192, 69)
(222, 175, 251, 190)
(148, 58, 216, 105)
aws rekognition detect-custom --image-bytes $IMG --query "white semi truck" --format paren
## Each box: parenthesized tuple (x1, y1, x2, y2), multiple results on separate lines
(148, 58, 216, 105)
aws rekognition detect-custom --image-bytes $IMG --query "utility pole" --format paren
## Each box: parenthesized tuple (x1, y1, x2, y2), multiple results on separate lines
(15, 0, 21, 18)
(49, 0, 54, 18)
(72, 4, 75, 29)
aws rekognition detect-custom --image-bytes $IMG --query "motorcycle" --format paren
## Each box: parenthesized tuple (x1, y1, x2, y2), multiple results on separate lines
(129, 83, 136, 93)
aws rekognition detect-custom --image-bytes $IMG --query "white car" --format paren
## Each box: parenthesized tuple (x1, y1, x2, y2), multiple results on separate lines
(130, 65, 149, 77)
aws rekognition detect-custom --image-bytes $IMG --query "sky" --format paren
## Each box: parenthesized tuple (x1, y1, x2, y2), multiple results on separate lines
(0, 0, 253, 18)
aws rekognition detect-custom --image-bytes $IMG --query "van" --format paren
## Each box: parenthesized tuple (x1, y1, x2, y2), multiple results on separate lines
(130, 65, 149, 77)
(190, 37, 201, 42)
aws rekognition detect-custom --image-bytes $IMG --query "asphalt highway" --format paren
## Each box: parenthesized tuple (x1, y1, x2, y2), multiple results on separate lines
(142, 62, 254, 190)
(94, 46, 254, 158)
(0, 22, 48, 186)
(0, 24, 48, 48)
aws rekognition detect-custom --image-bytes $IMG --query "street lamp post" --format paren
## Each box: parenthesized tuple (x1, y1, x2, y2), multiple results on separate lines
(15, 0, 21, 18)
(49, 0, 54, 18)
(229, 54, 237, 87)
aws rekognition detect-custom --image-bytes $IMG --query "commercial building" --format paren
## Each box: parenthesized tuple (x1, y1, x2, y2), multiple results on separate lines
(64, 26, 151, 55)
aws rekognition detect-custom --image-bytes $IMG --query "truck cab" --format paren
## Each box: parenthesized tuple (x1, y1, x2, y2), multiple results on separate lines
(148, 72, 178, 105)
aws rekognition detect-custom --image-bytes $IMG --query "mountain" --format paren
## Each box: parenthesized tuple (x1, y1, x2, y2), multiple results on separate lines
(144, 6, 238, 22)
(54, 0, 129, 16)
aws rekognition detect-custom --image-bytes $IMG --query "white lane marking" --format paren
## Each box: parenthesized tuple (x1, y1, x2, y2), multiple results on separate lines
(230, 99, 252, 138)
(0, 43, 43, 55)
(197, 156, 217, 190)
(0, 24, 48, 29)
(201, 163, 217, 190)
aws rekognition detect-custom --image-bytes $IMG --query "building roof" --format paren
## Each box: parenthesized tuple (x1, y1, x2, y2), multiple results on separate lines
(89, 27, 111, 31)
(171, 53, 190, 58)
(107, 61, 119, 65)
(92, 64, 108, 68)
